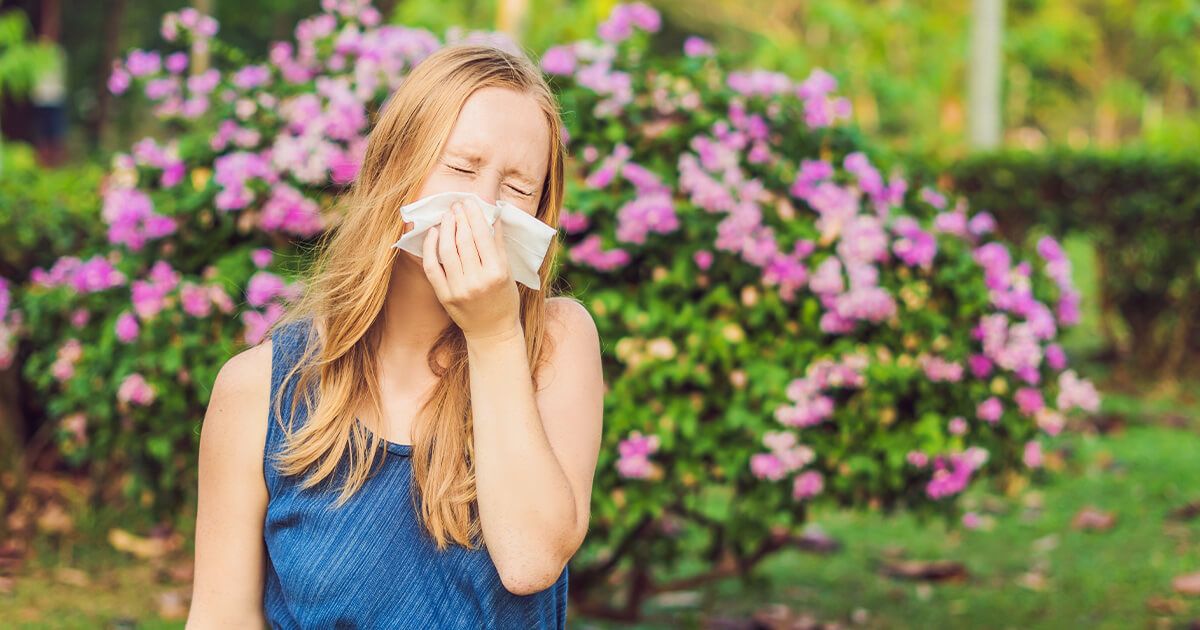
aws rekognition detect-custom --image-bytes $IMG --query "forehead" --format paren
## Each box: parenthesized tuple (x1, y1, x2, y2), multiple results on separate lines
(442, 87, 550, 186)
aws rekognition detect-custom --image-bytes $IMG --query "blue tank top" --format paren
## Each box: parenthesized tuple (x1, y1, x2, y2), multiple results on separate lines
(263, 317, 569, 628)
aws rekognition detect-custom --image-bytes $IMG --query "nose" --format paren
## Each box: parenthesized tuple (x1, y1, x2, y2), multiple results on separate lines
(463, 171, 502, 206)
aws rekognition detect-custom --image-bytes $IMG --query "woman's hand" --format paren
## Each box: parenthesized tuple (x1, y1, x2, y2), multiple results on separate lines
(421, 197, 521, 342)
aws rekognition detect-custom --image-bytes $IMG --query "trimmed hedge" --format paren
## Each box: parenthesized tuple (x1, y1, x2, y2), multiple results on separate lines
(935, 150, 1200, 378)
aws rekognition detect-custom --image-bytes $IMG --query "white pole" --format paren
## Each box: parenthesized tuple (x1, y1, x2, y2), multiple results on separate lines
(968, 0, 1004, 150)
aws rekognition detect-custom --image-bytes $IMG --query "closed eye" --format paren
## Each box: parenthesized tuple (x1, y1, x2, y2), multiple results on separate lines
(448, 165, 532, 197)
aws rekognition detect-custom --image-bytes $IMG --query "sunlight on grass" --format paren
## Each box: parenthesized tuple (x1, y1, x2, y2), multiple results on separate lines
(579, 425, 1200, 629)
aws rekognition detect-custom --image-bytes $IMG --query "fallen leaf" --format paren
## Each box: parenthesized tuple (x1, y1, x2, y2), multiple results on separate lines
(107, 528, 182, 560)
(880, 559, 969, 582)
(54, 567, 89, 587)
(158, 590, 189, 619)
(36, 502, 74, 535)
(1032, 534, 1059, 554)
(749, 603, 823, 630)
(165, 560, 194, 583)
(1017, 571, 1048, 591)
(1146, 596, 1186, 614)
(794, 530, 842, 555)
(1071, 506, 1116, 531)
(1169, 501, 1200, 522)
(1174, 572, 1200, 596)
(646, 590, 701, 609)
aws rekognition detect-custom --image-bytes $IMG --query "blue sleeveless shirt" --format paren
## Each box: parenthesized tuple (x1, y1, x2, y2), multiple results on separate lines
(263, 317, 570, 628)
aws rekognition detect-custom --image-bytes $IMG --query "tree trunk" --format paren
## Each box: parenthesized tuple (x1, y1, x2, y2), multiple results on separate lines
(88, 0, 125, 149)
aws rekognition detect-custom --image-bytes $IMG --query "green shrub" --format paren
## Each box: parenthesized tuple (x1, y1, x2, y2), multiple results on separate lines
(938, 149, 1200, 378)
(2, 2, 1099, 617)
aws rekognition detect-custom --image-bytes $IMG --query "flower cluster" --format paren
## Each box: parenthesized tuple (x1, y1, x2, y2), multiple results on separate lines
(615, 431, 661, 479)
(0, 277, 16, 369)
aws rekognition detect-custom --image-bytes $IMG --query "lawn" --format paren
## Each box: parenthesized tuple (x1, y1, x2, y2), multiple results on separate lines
(1, 421, 1195, 628)
(580, 422, 1200, 629)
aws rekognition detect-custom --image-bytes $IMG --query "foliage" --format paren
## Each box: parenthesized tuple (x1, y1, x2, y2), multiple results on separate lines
(934, 149, 1200, 379)
(0, 144, 106, 279)
(0, 10, 59, 101)
(1, 0, 1098, 616)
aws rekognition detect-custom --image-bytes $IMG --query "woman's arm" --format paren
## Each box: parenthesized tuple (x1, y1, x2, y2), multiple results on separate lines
(186, 342, 272, 628)
(466, 297, 604, 596)
(420, 201, 605, 595)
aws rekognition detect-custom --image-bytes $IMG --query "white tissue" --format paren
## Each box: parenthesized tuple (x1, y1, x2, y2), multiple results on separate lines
(391, 190, 557, 290)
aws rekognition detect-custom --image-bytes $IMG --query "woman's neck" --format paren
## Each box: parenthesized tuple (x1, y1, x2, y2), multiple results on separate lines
(378, 254, 454, 357)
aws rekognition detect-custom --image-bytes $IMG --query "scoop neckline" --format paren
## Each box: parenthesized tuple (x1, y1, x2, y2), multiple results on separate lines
(356, 417, 413, 457)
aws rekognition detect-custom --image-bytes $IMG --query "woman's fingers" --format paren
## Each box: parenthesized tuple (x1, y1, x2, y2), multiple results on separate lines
(421, 225, 451, 300)
(453, 202, 484, 277)
(437, 210, 464, 295)
(462, 200, 501, 272)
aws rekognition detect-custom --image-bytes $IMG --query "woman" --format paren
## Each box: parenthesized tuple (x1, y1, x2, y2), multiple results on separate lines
(187, 43, 605, 629)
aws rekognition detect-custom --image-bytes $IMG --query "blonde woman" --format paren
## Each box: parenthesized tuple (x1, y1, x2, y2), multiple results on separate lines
(187, 44, 604, 628)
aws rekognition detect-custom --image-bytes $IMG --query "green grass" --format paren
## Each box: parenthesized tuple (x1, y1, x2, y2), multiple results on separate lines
(4, 425, 1195, 628)
(579, 424, 1200, 629)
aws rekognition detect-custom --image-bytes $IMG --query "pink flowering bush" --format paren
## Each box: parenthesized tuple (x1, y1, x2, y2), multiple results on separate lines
(4, 0, 1099, 616)
(542, 2, 1098, 613)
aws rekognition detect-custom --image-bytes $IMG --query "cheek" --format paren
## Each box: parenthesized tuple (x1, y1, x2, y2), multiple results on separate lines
(415, 175, 456, 199)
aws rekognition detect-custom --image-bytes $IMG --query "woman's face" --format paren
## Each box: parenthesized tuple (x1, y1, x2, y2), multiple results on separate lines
(415, 86, 550, 217)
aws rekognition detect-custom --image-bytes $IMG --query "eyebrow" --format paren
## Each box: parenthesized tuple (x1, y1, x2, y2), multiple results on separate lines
(444, 147, 541, 187)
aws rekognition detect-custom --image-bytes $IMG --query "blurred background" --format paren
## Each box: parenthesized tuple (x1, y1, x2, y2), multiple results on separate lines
(0, 0, 1197, 627)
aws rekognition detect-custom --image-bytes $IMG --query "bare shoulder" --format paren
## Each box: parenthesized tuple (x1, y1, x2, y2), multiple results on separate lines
(190, 339, 273, 624)
(539, 296, 602, 392)
(546, 296, 599, 345)
(200, 339, 273, 478)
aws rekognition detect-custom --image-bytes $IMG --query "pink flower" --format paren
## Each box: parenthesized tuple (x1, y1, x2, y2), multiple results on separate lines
(181, 283, 213, 318)
(242, 302, 284, 345)
(792, 470, 824, 500)
(62, 413, 88, 445)
(1045, 343, 1068, 370)
(559, 211, 589, 234)
(70, 308, 91, 328)
(892, 217, 937, 268)
(683, 36, 715, 57)
(977, 397, 1003, 424)
(693, 250, 713, 271)
(906, 451, 929, 467)
(568, 234, 629, 272)
(1057, 370, 1100, 413)
(108, 65, 131, 94)
(750, 453, 785, 481)
(117, 373, 156, 406)
(962, 511, 981, 529)
(1023, 441, 1044, 468)
(251, 248, 274, 268)
(164, 52, 188, 74)
(948, 416, 968, 435)
(131, 280, 167, 320)
(246, 271, 286, 307)
(922, 355, 964, 383)
(597, 2, 661, 43)
(925, 451, 984, 499)
(616, 430, 661, 480)
(115, 311, 140, 343)
(540, 45, 576, 75)
(968, 354, 993, 379)
(1014, 387, 1045, 417)
(209, 285, 235, 313)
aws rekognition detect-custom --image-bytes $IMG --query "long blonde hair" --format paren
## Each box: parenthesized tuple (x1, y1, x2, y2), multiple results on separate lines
(265, 43, 567, 551)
